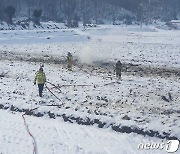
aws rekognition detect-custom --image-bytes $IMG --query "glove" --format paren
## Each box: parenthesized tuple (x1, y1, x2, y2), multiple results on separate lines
(34, 82, 36, 85)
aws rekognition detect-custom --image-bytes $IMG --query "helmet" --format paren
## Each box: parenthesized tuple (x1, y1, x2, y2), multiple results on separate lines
(68, 52, 72, 56)
(39, 67, 43, 71)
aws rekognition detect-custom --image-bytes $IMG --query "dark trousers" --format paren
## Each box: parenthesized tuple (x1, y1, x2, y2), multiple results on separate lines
(38, 84, 44, 97)
(116, 70, 121, 79)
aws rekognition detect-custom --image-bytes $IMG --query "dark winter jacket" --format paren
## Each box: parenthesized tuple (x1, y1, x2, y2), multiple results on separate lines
(115, 61, 122, 71)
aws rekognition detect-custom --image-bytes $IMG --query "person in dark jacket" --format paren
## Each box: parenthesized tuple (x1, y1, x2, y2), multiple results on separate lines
(115, 60, 122, 79)
(34, 67, 46, 97)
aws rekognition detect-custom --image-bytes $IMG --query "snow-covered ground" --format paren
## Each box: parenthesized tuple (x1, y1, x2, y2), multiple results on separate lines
(0, 21, 67, 30)
(0, 24, 180, 153)
(0, 25, 179, 68)
(0, 59, 179, 138)
(0, 110, 169, 154)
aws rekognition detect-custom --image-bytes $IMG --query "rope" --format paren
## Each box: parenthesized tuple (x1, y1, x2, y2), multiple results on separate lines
(22, 113, 37, 154)
(57, 84, 92, 88)
(46, 81, 62, 92)
(45, 82, 63, 104)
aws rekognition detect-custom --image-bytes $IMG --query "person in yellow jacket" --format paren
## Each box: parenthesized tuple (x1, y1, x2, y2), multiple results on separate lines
(67, 52, 73, 71)
(34, 67, 46, 97)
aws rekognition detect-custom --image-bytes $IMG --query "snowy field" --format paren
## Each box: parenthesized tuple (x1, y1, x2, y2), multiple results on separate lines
(0, 110, 168, 154)
(0, 25, 180, 68)
(0, 24, 180, 153)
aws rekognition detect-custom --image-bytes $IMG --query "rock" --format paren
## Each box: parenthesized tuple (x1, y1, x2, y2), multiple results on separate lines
(0, 74, 5, 78)
(65, 106, 70, 109)
(168, 92, 173, 101)
(122, 115, 131, 120)
(44, 55, 49, 57)
(162, 96, 169, 102)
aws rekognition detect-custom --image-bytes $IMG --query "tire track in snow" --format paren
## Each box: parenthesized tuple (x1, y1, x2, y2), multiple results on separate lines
(84, 127, 110, 154)
(53, 124, 70, 151)
(74, 126, 101, 153)
(108, 134, 137, 154)
(61, 125, 85, 153)
(54, 124, 84, 153)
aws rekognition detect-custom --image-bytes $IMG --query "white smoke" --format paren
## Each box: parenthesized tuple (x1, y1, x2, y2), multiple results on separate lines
(79, 46, 94, 64)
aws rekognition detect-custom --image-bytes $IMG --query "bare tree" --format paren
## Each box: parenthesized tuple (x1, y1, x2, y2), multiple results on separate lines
(4, 6, 16, 24)
(33, 9, 42, 25)
(0, 1, 5, 20)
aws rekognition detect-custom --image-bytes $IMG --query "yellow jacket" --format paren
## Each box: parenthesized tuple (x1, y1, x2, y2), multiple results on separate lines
(34, 71, 46, 84)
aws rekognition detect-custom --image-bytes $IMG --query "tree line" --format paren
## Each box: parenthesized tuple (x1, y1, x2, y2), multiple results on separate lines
(0, 0, 179, 26)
